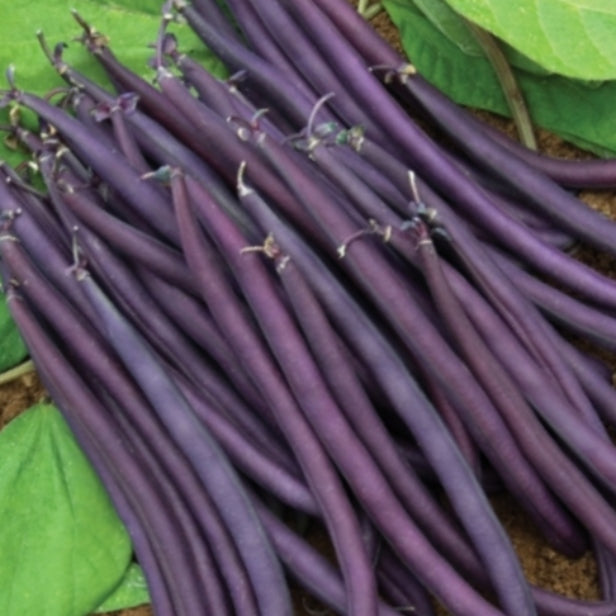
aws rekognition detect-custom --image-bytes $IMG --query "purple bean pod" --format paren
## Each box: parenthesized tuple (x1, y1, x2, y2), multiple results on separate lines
(171, 167, 378, 616)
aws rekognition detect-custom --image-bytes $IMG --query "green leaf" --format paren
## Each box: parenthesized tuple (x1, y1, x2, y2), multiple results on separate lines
(0, 0, 227, 167)
(0, 292, 28, 372)
(384, 0, 616, 156)
(0, 403, 132, 616)
(441, 0, 616, 81)
(411, 0, 480, 55)
(410, 0, 549, 74)
(93, 563, 150, 613)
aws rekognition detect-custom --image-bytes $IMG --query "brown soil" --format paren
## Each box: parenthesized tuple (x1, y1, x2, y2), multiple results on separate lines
(2, 7, 615, 616)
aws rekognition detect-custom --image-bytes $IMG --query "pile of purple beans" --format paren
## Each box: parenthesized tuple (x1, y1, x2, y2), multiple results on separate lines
(4, 1, 616, 615)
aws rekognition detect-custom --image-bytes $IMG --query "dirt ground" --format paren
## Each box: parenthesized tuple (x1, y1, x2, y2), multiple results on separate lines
(2, 8, 615, 616)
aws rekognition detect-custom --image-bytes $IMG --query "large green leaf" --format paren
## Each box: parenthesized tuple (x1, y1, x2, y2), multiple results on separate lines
(0, 403, 132, 616)
(93, 563, 149, 613)
(384, 0, 616, 156)
(411, 0, 549, 74)
(0, 292, 28, 373)
(411, 0, 480, 55)
(0, 0, 226, 167)
(441, 0, 616, 81)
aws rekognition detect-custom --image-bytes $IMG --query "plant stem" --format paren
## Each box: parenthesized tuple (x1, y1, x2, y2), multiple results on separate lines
(466, 19, 537, 150)
(357, 0, 382, 20)
(0, 359, 35, 386)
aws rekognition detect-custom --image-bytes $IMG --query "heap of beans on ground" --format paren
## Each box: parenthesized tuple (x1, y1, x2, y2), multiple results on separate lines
(4, 1, 616, 615)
